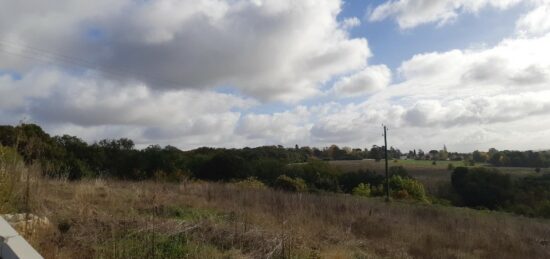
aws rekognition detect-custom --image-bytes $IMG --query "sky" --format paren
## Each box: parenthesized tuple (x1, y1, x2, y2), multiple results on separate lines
(1, 0, 550, 152)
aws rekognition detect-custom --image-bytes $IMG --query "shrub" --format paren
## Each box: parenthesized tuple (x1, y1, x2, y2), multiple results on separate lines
(235, 177, 267, 189)
(389, 175, 427, 201)
(274, 175, 307, 192)
(285, 161, 340, 192)
(338, 169, 383, 193)
(352, 183, 371, 197)
(389, 166, 409, 178)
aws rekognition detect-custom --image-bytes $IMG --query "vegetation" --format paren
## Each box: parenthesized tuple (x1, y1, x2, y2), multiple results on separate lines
(473, 149, 550, 168)
(0, 145, 25, 213)
(451, 166, 550, 218)
(9, 177, 550, 259)
(351, 183, 371, 197)
(1, 123, 550, 258)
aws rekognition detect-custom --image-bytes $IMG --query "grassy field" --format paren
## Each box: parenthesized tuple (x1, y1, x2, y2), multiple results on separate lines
(9, 177, 549, 259)
(330, 159, 544, 195)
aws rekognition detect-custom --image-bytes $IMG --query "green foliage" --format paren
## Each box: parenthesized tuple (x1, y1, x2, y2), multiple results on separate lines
(248, 158, 286, 185)
(97, 231, 222, 258)
(451, 167, 513, 209)
(487, 149, 550, 168)
(274, 175, 307, 192)
(352, 183, 371, 197)
(389, 175, 427, 201)
(338, 169, 383, 193)
(162, 206, 224, 222)
(286, 160, 340, 192)
(512, 173, 550, 218)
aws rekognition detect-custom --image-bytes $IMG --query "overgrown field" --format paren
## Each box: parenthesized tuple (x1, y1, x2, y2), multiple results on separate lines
(12, 178, 550, 259)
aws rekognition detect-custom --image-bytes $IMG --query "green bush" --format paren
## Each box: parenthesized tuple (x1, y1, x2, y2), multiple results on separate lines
(285, 160, 340, 192)
(352, 183, 371, 197)
(338, 169, 383, 193)
(274, 175, 307, 192)
(389, 175, 427, 201)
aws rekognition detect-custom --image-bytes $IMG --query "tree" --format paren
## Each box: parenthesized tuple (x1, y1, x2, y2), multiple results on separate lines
(472, 150, 484, 163)
(369, 145, 383, 161)
(451, 167, 513, 209)
(274, 175, 307, 192)
(196, 152, 250, 181)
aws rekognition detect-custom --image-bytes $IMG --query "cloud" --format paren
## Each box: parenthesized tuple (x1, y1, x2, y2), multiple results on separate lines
(369, 0, 523, 29)
(0, 68, 255, 148)
(402, 92, 550, 127)
(331, 65, 391, 97)
(516, 1, 550, 36)
(236, 106, 312, 145)
(396, 34, 550, 94)
(305, 32, 550, 151)
(341, 17, 361, 29)
(0, 0, 371, 102)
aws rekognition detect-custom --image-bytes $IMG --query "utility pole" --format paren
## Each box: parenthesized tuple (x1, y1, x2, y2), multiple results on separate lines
(383, 125, 390, 201)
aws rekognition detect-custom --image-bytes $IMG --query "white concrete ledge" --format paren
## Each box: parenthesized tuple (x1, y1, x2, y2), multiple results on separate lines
(0, 216, 43, 259)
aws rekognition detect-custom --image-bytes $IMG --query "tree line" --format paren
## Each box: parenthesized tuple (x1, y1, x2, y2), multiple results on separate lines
(472, 149, 550, 168)
(0, 124, 407, 180)
(0, 124, 428, 200)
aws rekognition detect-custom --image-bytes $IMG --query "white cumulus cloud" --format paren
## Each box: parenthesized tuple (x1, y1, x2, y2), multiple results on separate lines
(331, 65, 392, 97)
(369, 0, 523, 29)
(0, 0, 371, 102)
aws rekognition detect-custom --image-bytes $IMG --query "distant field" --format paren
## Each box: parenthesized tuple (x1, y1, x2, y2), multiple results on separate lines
(330, 159, 454, 194)
(330, 159, 545, 194)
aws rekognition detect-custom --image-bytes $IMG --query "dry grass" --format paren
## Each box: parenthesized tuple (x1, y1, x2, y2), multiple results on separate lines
(16, 178, 550, 259)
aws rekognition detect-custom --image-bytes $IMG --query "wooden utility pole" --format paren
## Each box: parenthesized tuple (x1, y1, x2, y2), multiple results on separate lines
(383, 125, 389, 201)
